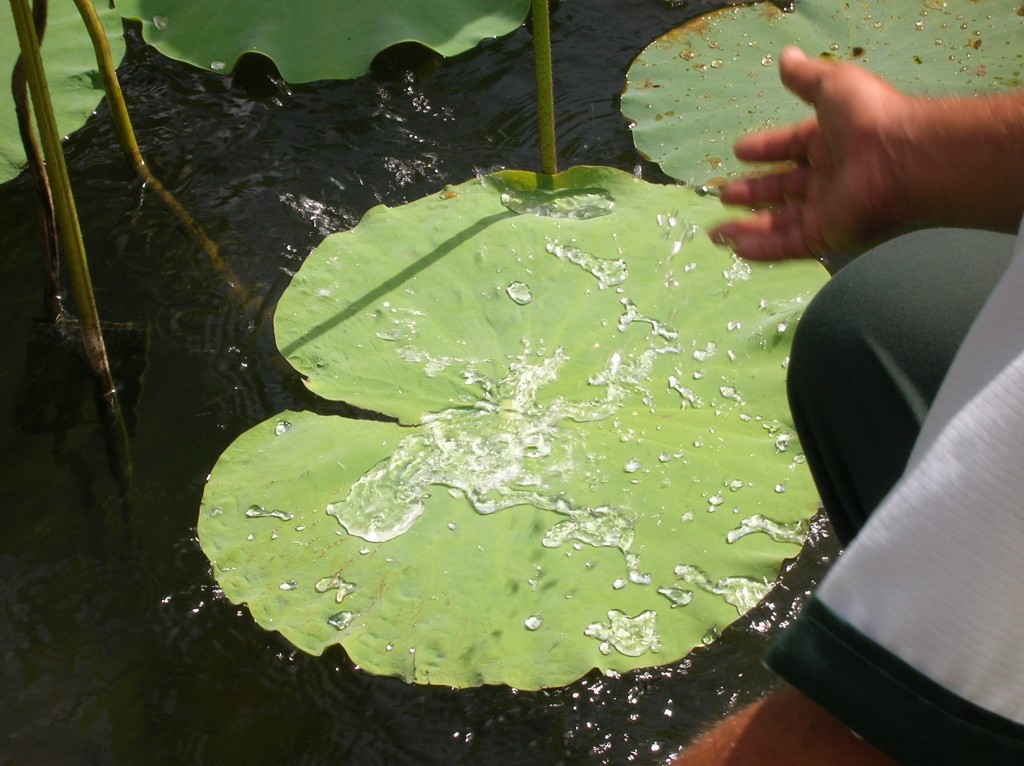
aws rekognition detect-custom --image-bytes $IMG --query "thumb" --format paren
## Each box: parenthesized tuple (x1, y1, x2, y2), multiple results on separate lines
(778, 46, 834, 106)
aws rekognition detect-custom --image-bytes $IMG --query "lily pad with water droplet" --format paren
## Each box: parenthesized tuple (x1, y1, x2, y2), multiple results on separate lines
(116, 0, 532, 82)
(201, 166, 827, 689)
(1, 0, 125, 184)
(622, 0, 1024, 186)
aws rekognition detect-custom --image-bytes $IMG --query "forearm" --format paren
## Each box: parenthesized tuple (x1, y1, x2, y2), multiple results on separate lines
(891, 92, 1024, 234)
(670, 687, 898, 766)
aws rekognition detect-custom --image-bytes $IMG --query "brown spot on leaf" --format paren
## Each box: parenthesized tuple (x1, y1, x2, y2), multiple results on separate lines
(685, 17, 711, 36)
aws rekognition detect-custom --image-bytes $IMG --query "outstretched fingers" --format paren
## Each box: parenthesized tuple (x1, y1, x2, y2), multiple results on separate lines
(709, 207, 814, 261)
(706, 46, 858, 260)
(717, 164, 813, 208)
(732, 118, 819, 164)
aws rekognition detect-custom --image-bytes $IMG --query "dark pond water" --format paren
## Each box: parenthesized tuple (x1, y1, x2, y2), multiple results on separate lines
(0, 1, 839, 763)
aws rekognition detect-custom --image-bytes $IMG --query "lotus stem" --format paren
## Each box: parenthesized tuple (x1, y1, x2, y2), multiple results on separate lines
(531, 0, 557, 176)
(72, 0, 224, 270)
(9, 0, 132, 488)
(11, 0, 60, 321)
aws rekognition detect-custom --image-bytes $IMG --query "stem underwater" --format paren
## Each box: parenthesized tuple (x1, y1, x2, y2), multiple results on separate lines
(8, 0, 133, 492)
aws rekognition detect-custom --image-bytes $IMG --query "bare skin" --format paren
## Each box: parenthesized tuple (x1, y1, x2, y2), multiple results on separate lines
(669, 687, 897, 766)
(676, 48, 1024, 764)
(708, 47, 1024, 261)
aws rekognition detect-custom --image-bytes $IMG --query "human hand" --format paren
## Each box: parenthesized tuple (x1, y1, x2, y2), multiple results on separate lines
(708, 47, 917, 260)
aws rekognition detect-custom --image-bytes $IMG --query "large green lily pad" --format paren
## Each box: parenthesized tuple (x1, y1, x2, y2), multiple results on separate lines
(1, 0, 125, 184)
(623, 0, 1024, 186)
(201, 166, 827, 689)
(116, 0, 532, 82)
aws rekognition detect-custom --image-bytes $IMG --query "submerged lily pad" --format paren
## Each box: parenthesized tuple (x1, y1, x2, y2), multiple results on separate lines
(1, 0, 125, 184)
(201, 166, 827, 689)
(622, 0, 1024, 185)
(116, 0, 532, 82)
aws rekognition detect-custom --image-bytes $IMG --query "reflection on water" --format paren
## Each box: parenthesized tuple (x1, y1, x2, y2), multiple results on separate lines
(0, 2, 838, 764)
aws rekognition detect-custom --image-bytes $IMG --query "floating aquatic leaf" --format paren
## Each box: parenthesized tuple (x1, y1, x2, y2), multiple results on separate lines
(116, 0, 532, 82)
(200, 166, 827, 689)
(0, 0, 125, 184)
(622, 0, 1024, 185)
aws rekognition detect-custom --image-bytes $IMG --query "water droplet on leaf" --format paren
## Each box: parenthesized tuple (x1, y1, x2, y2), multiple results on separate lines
(315, 574, 358, 603)
(498, 185, 615, 219)
(727, 514, 808, 545)
(327, 611, 357, 631)
(546, 242, 627, 289)
(245, 505, 294, 521)
(584, 610, 662, 657)
(506, 281, 533, 305)
(657, 585, 694, 607)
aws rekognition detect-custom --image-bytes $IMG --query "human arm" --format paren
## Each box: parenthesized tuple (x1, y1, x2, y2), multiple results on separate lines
(708, 47, 1024, 260)
(668, 686, 898, 766)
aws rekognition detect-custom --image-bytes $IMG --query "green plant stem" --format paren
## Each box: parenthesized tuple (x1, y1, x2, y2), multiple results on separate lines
(10, 0, 103, 364)
(531, 0, 557, 176)
(72, 0, 224, 269)
(10, 0, 60, 321)
(9, 0, 132, 488)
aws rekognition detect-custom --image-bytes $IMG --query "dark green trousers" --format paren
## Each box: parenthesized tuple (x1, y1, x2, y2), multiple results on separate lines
(787, 228, 1017, 545)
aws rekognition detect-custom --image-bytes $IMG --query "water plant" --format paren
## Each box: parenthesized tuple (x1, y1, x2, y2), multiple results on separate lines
(203, 165, 824, 688)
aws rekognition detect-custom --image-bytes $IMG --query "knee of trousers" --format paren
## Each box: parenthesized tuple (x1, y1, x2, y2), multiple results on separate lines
(785, 229, 1017, 543)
